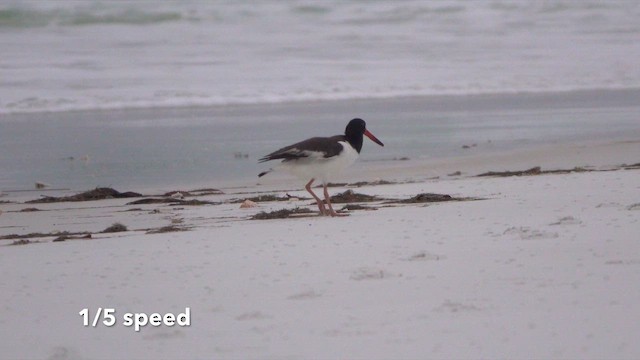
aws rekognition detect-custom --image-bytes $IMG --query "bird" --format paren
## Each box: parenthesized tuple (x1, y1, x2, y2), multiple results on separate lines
(258, 118, 384, 217)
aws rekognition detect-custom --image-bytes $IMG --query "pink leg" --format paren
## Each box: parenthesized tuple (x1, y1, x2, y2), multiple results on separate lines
(323, 183, 347, 217)
(305, 179, 327, 216)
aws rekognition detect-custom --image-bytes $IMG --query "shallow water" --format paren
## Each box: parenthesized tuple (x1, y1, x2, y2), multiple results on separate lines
(1, 90, 639, 192)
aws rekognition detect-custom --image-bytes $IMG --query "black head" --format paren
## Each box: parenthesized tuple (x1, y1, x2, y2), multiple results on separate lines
(345, 118, 366, 138)
(344, 118, 384, 153)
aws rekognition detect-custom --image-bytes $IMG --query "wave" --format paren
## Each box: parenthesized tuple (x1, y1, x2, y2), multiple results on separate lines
(0, 5, 183, 28)
(3, 0, 639, 116)
(3, 85, 640, 116)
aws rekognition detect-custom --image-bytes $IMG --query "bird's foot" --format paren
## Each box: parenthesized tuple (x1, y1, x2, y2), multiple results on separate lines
(328, 210, 349, 217)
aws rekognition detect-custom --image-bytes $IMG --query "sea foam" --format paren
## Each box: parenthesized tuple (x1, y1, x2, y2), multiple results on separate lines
(1, 0, 639, 114)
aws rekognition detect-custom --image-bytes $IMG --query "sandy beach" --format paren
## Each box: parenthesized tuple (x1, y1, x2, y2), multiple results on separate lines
(1, 131, 639, 359)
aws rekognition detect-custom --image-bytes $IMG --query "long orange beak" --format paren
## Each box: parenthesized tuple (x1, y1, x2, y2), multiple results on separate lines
(364, 129, 384, 147)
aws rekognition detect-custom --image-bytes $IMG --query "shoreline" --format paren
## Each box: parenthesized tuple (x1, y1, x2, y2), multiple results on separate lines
(136, 136, 640, 195)
(3, 86, 640, 118)
(1, 136, 638, 230)
(1, 136, 638, 201)
(2, 87, 639, 194)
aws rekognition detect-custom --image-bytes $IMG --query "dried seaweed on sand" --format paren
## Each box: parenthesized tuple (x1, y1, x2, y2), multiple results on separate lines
(27, 187, 141, 203)
(251, 207, 315, 220)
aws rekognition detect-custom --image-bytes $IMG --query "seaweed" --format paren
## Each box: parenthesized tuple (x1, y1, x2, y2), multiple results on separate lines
(339, 204, 378, 211)
(327, 189, 383, 203)
(229, 194, 292, 204)
(102, 223, 128, 233)
(126, 198, 217, 206)
(146, 225, 189, 234)
(383, 193, 481, 205)
(0, 231, 90, 240)
(396, 193, 453, 203)
(52, 234, 92, 242)
(250, 207, 315, 220)
(10, 239, 38, 246)
(476, 166, 592, 177)
(27, 187, 142, 203)
(163, 188, 224, 197)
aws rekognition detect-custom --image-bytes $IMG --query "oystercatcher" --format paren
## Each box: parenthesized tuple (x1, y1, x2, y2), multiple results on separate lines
(258, 118, 384, 217)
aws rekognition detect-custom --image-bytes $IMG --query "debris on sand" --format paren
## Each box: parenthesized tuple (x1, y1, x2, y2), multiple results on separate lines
(229, 194, 293, 203)
(239, 200, 258, 209)
(146, 225, 189, 234)
(163, 188, 224, 197)
(339, 204, 378, 211)
(397, 193, 453, 203)
(127, 198, 177, 205)
(52, 234, 92, 242)
(540, 166, 591, 174)
(324, 182, 348, 187)
(383, 193, 479, 205)
(126, 198, 217, 206)
(477, 166, 542, 177)
(177, 199, 218, 206)
(477, 166, 591, 177)
(10, 239, 39, 246)
(102, 223, 128, 233)
(19, 207, 41, 212)
(405, 251, 443, 261)
(347, 179, 396, 187)
(169, 192, 185, 200)
(250, 207, 315, 220)
(1, 231, 90, 241)
(27, 187, 142, 203)
(328, 190, 383, 203)
(325, 179, 396, 188)
(549, 216, 582, 225)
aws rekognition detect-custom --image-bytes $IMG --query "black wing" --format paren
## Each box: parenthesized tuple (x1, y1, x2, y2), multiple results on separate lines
(259, 135, 346, 163)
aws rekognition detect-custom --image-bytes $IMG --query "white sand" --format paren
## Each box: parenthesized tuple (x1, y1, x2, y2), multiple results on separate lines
(1, 140, 639, 359)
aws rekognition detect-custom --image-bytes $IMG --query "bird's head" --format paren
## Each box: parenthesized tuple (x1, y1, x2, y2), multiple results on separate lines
(346, 118, 384, 147)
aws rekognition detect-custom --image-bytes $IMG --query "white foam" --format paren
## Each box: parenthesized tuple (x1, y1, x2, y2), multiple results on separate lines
(1, 0, 640, 114)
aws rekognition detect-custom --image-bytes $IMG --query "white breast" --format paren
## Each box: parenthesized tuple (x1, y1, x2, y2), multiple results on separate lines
(280, 141, 359, 184)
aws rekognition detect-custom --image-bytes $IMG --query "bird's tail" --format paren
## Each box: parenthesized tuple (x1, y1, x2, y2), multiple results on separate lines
(258, 168, 274, 178)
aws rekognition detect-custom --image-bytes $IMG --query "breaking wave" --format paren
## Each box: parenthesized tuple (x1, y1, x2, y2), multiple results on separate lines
(0, 5, 183, 28)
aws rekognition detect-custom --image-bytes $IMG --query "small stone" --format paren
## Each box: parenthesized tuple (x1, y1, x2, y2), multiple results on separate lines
(240, 199, 258, 209)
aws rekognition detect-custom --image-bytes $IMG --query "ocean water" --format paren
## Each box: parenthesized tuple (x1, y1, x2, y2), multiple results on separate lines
(1, 1, 640, 192)
(2, 90, 639, 192)
(1, 0, 639, 113)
